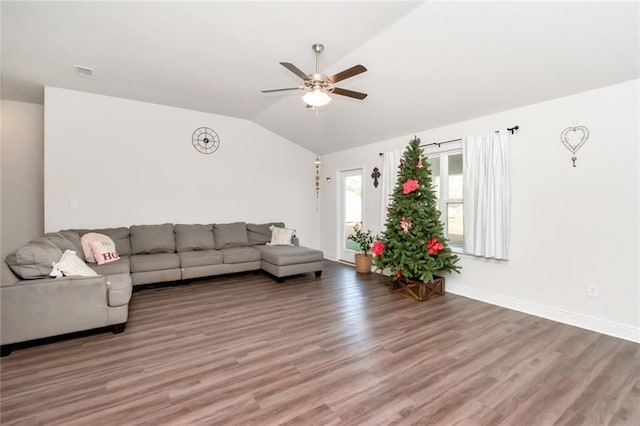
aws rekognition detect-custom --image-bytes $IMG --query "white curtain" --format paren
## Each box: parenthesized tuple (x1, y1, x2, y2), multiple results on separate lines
(380, 149, 402, 229)
(462, 131, 510, 259)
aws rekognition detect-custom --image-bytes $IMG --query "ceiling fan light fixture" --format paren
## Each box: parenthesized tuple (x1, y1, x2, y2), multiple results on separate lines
(302, 88, 332, 107)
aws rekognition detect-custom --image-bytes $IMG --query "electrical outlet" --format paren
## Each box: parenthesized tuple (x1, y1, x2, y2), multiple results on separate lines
(70, 200, 78, 210)
(587, 283, 600, 298)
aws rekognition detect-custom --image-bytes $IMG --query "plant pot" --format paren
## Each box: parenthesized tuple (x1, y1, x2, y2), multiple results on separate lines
(354, 253, 373, 273)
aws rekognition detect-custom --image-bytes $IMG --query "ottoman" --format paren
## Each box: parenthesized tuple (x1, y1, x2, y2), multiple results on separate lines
(255, 245, 324, 282)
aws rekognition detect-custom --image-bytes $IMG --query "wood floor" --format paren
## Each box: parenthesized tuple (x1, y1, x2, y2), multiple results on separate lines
(1, 261, 638, 425)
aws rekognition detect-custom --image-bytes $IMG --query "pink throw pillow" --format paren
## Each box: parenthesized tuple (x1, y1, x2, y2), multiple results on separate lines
(89, 240, 120, 265)
(81, 233, 113, 263)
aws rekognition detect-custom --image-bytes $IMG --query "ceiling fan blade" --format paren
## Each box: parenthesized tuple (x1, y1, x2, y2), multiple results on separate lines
(261, 87, 303, 93)
(331, 87, 368, 100)
(327, 65, 367, 83)
(280, 62, 310, 81)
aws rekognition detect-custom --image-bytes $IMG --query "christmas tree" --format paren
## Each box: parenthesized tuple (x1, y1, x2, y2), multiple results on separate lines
(373, 137, 460, 284)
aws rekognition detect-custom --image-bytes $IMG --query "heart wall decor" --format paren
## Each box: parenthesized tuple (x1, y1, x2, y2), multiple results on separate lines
(560, 125, 590, 167)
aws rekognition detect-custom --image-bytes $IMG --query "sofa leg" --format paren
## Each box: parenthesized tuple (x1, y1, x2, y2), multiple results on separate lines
(112, 323, 126, 334)
(1, 344, 14, 357)
(315, 271, 322, 278)
(276, 277, 284, 283)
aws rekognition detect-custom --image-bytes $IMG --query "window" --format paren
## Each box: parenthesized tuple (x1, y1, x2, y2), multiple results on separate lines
(427, 150, 463, 248)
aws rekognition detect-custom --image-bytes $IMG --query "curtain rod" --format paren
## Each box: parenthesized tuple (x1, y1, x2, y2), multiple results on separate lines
(379, 125, 519, 156)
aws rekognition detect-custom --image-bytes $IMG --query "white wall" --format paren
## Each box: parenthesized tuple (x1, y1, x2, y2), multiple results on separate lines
(44, 87, 319, 247)
(319, 80, 640, 342)
(1, 100, 44, 256)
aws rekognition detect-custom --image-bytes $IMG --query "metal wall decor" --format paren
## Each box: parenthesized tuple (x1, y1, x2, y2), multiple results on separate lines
(371, 167, 381, 188)
(314, 157, 322, 210)
(192, 127, 220, 154)
(560, 123, 589, 167)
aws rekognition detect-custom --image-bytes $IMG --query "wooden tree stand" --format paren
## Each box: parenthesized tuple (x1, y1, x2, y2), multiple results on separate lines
(388, 276, 445, 302)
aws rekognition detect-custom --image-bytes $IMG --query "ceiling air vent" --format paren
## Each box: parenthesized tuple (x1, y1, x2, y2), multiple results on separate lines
(74, 65, 94, 78)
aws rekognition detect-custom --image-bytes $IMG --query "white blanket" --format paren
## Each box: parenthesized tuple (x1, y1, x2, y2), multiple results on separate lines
(50, 250, 99, 278)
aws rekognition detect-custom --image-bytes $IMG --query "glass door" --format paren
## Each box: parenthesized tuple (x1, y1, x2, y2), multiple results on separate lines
(339, 168, 363, 263)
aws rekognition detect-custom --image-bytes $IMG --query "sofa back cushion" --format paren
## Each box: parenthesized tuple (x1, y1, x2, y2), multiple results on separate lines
(213, 222, 249, 249)
(69, 227, 131, 257)
(130, 223, 176, 254)
(5, 238, 63, 280)
(174, 224, 215, 252)
(92, 227, 131, 256)
(247, 222, 285, 245)
(44, 232, 85, 261)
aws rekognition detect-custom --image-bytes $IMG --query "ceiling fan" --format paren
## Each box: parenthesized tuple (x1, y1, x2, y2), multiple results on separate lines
(261, 43, 368, 108)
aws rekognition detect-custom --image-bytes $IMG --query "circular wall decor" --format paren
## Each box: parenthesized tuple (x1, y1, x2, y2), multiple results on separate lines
(192, 127, 220, 154)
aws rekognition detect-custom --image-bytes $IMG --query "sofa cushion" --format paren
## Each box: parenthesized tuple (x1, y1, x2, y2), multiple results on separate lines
(221, 247, 261, 264)
(130, 224, 175, 255)
(178, 250, 223, 268)
(44, 232, 84, 260)
(96, 227, 131, 256)
(213, 222, 249, 249)
(59, 231, 85, 260)
(174, 224, 216, 252)
(5, 238, 63, 279)
(90, 256, 130, 276)
(130, 253, 180, 273)
(256, 245, 323, 266)
(74, 227, 131, 257)
(247, 222, 285, 245)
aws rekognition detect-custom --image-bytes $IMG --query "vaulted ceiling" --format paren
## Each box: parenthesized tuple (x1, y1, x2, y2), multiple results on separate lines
(2, 1, 638, 154)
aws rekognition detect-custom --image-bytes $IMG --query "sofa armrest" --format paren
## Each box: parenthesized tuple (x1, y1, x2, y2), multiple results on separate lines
(1, 275, 109, 345)
(106, 274, 132, 307)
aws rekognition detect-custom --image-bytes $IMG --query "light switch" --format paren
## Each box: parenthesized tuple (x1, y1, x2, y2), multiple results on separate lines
(70, 200, 79, 210)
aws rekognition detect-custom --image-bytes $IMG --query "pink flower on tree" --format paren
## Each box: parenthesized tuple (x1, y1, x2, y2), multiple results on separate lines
(402, 179, 419, 195)
(371, 241, 384, 256)
(427, 238, 445, 255)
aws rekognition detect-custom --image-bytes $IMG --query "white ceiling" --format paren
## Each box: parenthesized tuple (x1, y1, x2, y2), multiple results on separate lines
(2, 1, 638, 155)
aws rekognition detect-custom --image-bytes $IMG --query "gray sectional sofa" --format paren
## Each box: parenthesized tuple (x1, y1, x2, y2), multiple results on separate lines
(1, 221, 323, 356)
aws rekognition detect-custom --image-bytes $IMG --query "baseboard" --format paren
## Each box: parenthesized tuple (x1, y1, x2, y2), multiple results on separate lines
(447, 283, 640, 343)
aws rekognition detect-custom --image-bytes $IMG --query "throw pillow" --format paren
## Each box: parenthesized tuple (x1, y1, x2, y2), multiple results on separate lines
(268, 225, 295, 246)
(89, 240, 121, 265)
(80, 232, 112, 263)
(50, 250, 98, 278)
(5, 238, 63, 280)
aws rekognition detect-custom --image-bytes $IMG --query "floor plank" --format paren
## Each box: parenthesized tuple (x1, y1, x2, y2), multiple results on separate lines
(1, 261, 638, 425)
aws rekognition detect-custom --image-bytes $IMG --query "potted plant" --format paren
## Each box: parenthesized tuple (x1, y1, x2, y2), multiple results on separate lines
(347, 224, 376, 273)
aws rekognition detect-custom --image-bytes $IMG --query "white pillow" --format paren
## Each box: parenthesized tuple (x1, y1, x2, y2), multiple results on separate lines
(89, 240, 120, 265)
(50, 250, 98, 278)
(267, 225, 295, 246)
